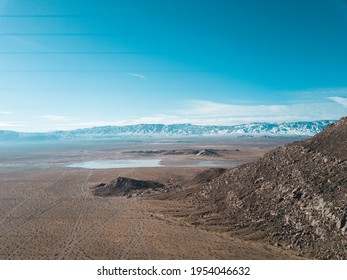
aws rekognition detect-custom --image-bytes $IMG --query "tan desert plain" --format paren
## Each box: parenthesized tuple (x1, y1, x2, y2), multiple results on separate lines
(0, 117, 346, 260)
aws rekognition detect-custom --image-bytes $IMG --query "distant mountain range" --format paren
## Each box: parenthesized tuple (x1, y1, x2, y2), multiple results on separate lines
(0, 120, 336, 141)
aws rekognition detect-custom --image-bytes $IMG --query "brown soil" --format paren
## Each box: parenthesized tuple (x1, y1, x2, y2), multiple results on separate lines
(0, 167, 299, 260)
(1, 135, 314, 260)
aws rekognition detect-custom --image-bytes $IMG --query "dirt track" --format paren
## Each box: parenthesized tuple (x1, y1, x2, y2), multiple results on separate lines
(0, 167, 299, 259)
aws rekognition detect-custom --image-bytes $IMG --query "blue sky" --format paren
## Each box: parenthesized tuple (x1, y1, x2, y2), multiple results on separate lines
(0, 0, 347, 132)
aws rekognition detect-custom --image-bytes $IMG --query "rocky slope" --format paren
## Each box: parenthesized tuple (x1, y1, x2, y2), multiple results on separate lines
(184, 117, 347, 259)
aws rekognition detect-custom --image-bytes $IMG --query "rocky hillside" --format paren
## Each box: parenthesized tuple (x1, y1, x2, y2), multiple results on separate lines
(186, 117, 347, 259)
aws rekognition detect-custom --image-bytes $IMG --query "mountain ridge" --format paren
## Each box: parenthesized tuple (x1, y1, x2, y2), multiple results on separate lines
(0, 120, 336, 141)
(181, 116, 347, 259)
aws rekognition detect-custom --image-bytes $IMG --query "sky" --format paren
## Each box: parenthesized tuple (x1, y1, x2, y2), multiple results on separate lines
(0, 0, 347, 132)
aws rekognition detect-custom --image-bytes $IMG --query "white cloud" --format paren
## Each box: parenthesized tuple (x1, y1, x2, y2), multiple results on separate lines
(52, 99, 347, 130)
(130, 115, 192, 125)
(329, 96, 347, 108)
(168, 99, 347, 125)
(5, 88, 347, 132)
(127, 73, 146, 79)
(0, 121, 26, 128)
(180, 100, 287, 117)
(39, 115, 70, 121)
(64, 121, 128, 128)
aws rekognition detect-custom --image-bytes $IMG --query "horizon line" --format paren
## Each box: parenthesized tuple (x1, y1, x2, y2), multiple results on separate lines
(0, 119, 337, 134)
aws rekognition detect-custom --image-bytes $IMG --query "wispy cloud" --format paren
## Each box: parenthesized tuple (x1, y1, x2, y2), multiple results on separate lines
(329, 96, 347, 108)
(51, 99, 347, 129)
(64, 121, 127, 128)
(39, 115, 71, 121)
(167, 99, 347, 125)
(127, 73, 146, 79)
(179, 100, 287, 117)
(0, 121, 26, 128)
(130, 115, 192, 125)
(6, 87, 347, 132)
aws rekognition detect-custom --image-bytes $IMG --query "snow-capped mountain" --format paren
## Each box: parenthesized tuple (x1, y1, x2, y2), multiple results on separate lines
(0, 120, 336, 141)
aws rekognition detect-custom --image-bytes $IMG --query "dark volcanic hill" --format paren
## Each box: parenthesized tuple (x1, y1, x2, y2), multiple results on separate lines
(185, 117, 347, 259)
(92, 177, 166, 197)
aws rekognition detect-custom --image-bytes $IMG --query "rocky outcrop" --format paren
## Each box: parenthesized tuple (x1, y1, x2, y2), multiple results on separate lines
(123, 149, 221, 157)
(91, 177, 166, 197)
(196, 149, 221, 157)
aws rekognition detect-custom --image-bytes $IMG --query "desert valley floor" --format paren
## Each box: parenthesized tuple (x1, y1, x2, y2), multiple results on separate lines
(0, 137, 316, 259)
